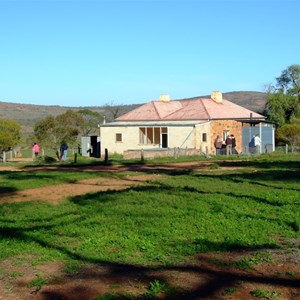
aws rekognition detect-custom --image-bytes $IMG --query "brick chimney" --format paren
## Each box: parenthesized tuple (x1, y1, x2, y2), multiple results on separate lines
(211, 91, 223, 103)
(160, 94, 170, 102)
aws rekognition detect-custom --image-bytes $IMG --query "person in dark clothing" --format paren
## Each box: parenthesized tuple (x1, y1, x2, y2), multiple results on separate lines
(214, 135, 223, 155)
(60, 142, 68, 161)
(231, 134, 237, 154)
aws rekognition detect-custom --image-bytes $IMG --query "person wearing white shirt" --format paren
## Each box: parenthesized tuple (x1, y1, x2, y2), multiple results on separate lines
(254, 134, 261, 154)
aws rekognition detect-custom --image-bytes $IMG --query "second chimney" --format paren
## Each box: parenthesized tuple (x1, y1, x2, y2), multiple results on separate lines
(160, 94, 170, 102)
(211, 91, 223, 103)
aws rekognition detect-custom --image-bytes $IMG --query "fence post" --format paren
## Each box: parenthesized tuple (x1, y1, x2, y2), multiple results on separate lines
(74, 153, 77, 164)
(141, 149, 144, 162)
(104, 148, 109, 165)
(285, 144, 288, 154)
(3, 151, 6, 163)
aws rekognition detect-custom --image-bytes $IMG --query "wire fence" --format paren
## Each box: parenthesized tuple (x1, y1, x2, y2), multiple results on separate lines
(1, 144, 300, 163)
(274, 145, 300, 154)
(0, 147, 80, 163)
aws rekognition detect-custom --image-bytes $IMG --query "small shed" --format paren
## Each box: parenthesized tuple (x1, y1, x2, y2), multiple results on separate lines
(241, 120, 275, 154)
(81, 136, 101, 157)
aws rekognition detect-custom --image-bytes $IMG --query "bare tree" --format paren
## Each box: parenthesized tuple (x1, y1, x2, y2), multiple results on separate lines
(104, 101, 124, 122)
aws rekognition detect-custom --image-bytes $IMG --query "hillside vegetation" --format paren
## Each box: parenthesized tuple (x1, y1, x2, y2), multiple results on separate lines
(0, 91, 267, 134)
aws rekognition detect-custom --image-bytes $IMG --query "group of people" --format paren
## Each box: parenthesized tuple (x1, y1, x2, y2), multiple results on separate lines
(214, 133, 262, 155)
(32, 141, 69, 161)
(214, 134, 237, 156)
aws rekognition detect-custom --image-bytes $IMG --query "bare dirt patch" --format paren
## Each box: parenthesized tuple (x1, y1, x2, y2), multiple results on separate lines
(0, 162, 299, 300)
(0, 174, 161, 205)
(1, 249, 299, 300)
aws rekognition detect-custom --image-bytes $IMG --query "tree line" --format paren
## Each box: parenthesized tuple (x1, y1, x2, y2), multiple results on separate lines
(0, 109, 103, 155)
(265, 64, 300, 151)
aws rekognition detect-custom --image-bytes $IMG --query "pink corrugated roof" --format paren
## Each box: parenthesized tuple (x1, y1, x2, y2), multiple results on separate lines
(116, 97, 265, 121)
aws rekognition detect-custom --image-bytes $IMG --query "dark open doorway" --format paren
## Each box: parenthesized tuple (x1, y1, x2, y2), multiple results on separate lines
(162, 133, 168, 148)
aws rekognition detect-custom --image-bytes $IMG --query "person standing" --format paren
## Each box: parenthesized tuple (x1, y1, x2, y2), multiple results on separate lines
(33, 143, 40, 159)
(225, 135, 232, 156)
(249, 135, 255, 153)
(254, 134, 261, 154)
(214, 135, 223, 155)
(60, 142, 69, 161)
(231, 134, 237, 154)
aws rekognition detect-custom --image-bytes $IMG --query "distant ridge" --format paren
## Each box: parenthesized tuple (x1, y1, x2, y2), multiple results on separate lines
(0, 91, 267, 134)
(222, 91, 267, 113)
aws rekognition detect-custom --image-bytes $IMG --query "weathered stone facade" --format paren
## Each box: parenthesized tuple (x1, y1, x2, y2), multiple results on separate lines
(210, 120, 243, 154)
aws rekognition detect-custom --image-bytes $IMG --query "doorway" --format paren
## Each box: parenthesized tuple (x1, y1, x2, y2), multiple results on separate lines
(162, 133, 168, 148)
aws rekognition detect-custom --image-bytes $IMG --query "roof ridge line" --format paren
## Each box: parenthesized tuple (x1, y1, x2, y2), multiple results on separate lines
(162, 100, 184, 118)
(199, 99, 211, 119)
(152, 101, 162, 119)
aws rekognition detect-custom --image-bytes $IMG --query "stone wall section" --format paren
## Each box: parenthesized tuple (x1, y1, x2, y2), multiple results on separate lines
(210, 120, 243, 154)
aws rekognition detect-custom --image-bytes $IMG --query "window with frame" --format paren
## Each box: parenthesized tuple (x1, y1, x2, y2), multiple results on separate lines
(115, 133, 122, 142)
(202, 133, 207, 142)
(147, 127, 154, 144)
(223, 130, 229, 141)
(139, 127, 167, 145)
(139, 128, 146, 144)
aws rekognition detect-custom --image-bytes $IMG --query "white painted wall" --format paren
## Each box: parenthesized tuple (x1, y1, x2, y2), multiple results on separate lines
(100, 122, 212, 155)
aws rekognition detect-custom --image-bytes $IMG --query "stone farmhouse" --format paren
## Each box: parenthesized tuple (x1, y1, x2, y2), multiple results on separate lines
(99, 91, 275, 159)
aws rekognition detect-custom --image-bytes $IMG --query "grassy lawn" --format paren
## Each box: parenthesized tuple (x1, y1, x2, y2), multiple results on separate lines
(0, 154, 299, 270)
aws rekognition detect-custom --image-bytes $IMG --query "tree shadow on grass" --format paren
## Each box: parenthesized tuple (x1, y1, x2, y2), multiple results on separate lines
(0, 186, 18, 194)
(1, 182, 300, 299)
(69, 180, 299, 235)
(0, 222, 299, 300)
(195, 168, 300, 192)
(218, 159, 300, 171)
(1, 161, 299, 299)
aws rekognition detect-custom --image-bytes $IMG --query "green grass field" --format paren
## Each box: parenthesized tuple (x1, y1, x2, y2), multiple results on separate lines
(0, 155, 300, 264)
(0, 154, 299, 271)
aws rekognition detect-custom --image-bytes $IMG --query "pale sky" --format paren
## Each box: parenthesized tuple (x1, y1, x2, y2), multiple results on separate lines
(0, 0, 299, 107)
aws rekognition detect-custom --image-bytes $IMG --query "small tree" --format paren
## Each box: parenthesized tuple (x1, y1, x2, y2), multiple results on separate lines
(277, 117, 300, 152)
(265, 64, 300, 126)
(55, 110, 84, 146)
(276, 64, 300, 98)
(33, 110, 84, 155)
(104, 101, 123, 121)
(265, 91, 298, 127)
(0, 118, 21, 152)
(34, 115, 57, 149)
